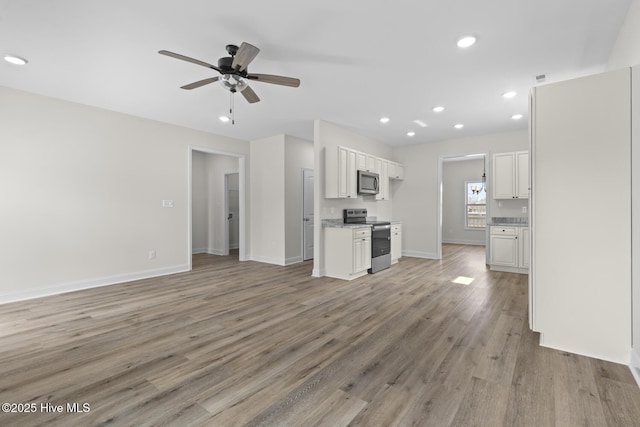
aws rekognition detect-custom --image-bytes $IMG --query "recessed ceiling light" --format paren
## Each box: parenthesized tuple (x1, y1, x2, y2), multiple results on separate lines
(3, 54, 28, 65)
(502, 91, 517, 99)
(219, 116, 230, 123)
(413, 119, 428, 128)
(433, 106, 445, 113)
(454, 124, 464, 129)
(407, 131, 416, 137)
(512, 114, 523, 120)
(379, 117, 390, 124)
(457, 36, 476, 48)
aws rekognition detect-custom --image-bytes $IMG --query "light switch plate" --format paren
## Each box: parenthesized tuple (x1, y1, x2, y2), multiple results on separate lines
(162, 200, 174, 208)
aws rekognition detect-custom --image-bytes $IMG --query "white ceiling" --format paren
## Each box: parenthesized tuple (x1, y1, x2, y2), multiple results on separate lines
(0, 0, 632, 146)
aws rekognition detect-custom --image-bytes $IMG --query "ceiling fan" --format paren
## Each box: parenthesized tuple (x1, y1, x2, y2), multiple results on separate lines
(158, 42, 300, 105)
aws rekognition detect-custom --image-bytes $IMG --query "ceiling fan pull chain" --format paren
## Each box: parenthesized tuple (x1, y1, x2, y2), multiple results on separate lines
(230, 91, 235, 125)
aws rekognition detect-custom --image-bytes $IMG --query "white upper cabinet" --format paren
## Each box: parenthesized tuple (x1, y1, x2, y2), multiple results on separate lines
(325, 146, 403, 199)
(375, 158, 389, 201)
(493, 151, 529, 199)
(388, 162, 405, 180)
(326, 146, 357, 198)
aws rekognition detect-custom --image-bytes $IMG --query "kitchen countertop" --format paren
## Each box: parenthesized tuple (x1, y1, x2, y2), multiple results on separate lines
(322, 219, 402, 228)
(489, 223, 529, 227)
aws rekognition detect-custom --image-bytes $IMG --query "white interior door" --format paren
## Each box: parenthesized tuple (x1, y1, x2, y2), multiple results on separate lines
(226, 173, 240, 254)
(303, 168, 314, 260)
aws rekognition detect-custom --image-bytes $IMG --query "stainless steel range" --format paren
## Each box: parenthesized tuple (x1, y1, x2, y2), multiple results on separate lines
(343, 209, 391, 273)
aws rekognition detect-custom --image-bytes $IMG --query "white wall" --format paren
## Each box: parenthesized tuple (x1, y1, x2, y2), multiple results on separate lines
(607, 0, 640, 380)
(250, 134, 313, 265)
(192, 151, 208, 253)
(442, 158, 486, 245)
(0, 86, 249, 303)
(531, 69, 631, 364)
(392, 130, 528, 259)
(250, 135, 286, 264)
(608, 0, 640, 70)
(284, 136, 314, 262)
(313, 120, 395, 276)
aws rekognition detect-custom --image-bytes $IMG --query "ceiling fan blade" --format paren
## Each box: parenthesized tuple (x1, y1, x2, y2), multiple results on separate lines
(158, 50, 221, 73)
(232, 42, 260, 72)
(240, 85, 260, 103)
(246, 73, 300, 88)
(180, 77, 219, 90)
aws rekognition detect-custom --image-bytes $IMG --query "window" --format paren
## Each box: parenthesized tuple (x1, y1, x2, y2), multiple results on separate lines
(466, 181, 486, 229)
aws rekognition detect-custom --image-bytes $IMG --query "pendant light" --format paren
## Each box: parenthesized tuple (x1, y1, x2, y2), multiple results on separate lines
(481, 154, 486, 192)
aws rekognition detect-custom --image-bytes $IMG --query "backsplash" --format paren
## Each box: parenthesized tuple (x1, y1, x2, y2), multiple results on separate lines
(491, 216, 528, 225)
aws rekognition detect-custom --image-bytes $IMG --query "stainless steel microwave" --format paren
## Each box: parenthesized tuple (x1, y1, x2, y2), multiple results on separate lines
(357, 170, 379, 195)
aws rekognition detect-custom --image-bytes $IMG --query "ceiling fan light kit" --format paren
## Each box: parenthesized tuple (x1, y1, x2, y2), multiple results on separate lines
(159, 42, 300, 124)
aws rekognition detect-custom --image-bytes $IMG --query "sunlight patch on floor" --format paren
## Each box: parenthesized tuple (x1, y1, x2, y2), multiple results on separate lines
(452, 276, 474, 285)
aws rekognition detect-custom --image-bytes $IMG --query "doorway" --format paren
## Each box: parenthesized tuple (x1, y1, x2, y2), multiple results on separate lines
(225, 172, 240, 255)
(302, 168, 314, 261)
(438, 153, 489, 263)
(189, 147, 246, 269)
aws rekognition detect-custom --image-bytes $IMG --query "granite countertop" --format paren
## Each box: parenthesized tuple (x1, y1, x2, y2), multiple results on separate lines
(322, 219, 402, 228)
(322, 219, 371, 229)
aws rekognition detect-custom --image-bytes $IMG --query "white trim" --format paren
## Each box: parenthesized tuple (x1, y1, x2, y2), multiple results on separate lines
(207, 248, 226, 256)
(438, 152, 490, 263)
(442, 239, 486, 246)
(490, 265, 528, 274)
(285, 256, 303, 265)
(189, 146, 247, 266)
(402, 250, 439, 259)
(312, 268, 325, 277)
(0, 265, 189, 304)
(539, 333, 630, 365)
(251, 255, 304, 266)
(251, 255, 287, 266)
(192, 248, 235, 256)
(630, 349, 640, 388)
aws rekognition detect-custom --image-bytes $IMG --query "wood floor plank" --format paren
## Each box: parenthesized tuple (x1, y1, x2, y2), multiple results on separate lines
(0, 244, 637, 426)
(502, 322, 556, 427)
(450, 376, 511, 427)
(553, 351, 608, 426)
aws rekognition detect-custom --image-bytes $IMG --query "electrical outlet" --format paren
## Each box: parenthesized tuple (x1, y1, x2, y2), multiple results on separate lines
(162, 200, 174, 208)
(522, 206, 527, 213)
(148, 250, 156, 260)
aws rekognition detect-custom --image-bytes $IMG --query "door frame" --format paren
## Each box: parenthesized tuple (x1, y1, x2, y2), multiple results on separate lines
(223, 172, 240, 256)
(188, 146, 247, 270)
(302, 168, 314, 261)
(437, 152, 490, 262)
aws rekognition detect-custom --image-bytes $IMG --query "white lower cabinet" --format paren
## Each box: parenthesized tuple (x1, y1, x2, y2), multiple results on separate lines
(391, 223, 402, 263)
(490, 226, 529, 273)
(325, 226, 372, 280)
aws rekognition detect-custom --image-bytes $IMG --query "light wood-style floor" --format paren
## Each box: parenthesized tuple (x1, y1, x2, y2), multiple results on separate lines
(1, 244, 639, 426)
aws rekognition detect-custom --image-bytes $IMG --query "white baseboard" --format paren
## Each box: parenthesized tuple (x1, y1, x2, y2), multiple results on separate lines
(402, 250, 439, 259)
(312, 268, 325, 277)
(250, 255, 304, 266)
(0, 264, 190, 305)
(631, 349, 640, 388)
(251, 255, 286, 266)
(538, 332, 629, 365)
(192, 248, 231, 256)
(285, 256, 303, 265)
(442, 239, 486, 246)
